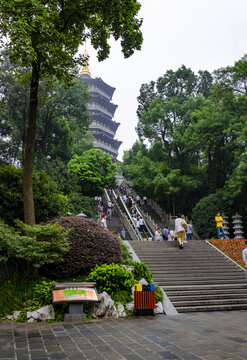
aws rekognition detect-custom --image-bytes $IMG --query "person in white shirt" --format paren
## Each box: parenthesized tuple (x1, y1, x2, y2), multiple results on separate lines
(169, 229, 174, 241)
(101, 214, 107, 229)
(174, 214, 180, 240)
(176, 215, 187, 249)
(155, 228, 161, 241)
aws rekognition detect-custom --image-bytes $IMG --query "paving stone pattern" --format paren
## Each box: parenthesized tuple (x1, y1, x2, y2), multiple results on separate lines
(1, 311, 247, 360)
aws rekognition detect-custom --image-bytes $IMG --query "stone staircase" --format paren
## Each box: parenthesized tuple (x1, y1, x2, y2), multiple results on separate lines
(106, 210, 132, 240)
(130, 240, 247, 312)
(140, 204, 165, 229)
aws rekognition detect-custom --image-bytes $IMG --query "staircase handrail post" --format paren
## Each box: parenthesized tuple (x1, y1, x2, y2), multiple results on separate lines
(118, 195, 143, 241)
(111, 193, 140, 241)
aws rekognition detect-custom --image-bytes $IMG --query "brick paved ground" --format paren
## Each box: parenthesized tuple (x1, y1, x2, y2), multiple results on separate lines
(1, 311, 247, 360)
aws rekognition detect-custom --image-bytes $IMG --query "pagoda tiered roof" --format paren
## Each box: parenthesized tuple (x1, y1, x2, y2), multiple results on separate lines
(89, 94, 118, 116)
(94, 133, 122, 150)
(80, 75, 115, 99)
(90, 113, 120, 132)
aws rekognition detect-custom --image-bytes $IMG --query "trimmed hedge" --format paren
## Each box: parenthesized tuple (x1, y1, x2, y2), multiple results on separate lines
(42, 216, 122, 278)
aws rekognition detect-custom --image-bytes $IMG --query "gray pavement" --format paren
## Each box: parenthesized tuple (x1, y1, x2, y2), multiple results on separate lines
(1, 311, 247, 360)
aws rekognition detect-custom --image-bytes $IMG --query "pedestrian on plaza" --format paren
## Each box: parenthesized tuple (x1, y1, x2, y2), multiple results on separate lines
(162, 226, 169, 241)
(186, 221, 193, 241)
(143, 196, 147, 205)
(120, 228, 126, 240)
(177, 214, 188, 249)
(215, 212, 226, 239)
(242, 241, 247, 280)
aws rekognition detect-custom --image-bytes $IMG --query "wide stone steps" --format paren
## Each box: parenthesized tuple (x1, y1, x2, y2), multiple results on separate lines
(130, 240, 247, 312)
(169, 293, 247, 301)
(175, 303, 247, 313)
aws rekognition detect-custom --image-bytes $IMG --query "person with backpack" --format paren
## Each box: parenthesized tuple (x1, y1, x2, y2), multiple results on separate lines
(177, 214, 188, 249)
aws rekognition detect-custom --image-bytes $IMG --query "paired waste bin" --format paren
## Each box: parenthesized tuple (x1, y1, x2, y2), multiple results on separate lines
(134, 283, 155, 316)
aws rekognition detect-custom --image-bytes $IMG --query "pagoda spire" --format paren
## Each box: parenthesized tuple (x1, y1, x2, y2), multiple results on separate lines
(80, 44, 91, 76)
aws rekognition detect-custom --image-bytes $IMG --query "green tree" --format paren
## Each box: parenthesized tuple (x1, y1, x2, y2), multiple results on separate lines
(0, 164, 68, 225)
(0, 55, 92, 166)
(0, 0, 143, 225)
(68, 149, 117, 196)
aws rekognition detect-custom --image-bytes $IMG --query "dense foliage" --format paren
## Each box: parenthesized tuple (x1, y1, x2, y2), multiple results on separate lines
(133, 261, 152, 283)
(68, 149, 117, 196)
(87, 263, 134, 298)
(0, 220, 69, 277)
(0, 0, 143, 225)
(122, 56, 247, 238)
(0, 164, 68, 225)
(191, 192, 228, 239)
(42, 217, 122, 278)
(0, 56, 92, 166)
(0, 277, 37, 319)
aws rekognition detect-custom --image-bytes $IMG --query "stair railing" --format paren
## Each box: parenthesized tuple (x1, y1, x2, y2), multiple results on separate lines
(118, 195, 143, 241)
(129, 198, 154, 237)
(111, 194, 141, 241)
(150, 198, 167, 221)
(104, 188, 111, 203)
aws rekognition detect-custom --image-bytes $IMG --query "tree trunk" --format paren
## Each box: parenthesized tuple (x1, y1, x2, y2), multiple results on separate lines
(22, 61, 40, 225)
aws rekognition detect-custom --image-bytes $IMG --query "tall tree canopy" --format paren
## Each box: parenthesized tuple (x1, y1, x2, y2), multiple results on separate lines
(122, 56, 247, 235)
(0, 0, 143, 225)
(0, 55, 92, 165)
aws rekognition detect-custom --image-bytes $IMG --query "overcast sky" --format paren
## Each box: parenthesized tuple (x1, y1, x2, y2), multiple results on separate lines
(83, 0, 247, 160)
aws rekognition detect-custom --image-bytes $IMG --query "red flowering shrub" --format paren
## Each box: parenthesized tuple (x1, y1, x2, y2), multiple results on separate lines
(42, 216, 122, 278)
(209, 239, 246, 268)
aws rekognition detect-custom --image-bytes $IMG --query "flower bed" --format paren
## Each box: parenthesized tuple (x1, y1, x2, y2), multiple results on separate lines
(209, 239, 246, 268)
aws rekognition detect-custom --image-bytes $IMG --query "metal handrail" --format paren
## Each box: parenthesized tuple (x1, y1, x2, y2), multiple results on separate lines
(112, 189, 117, 200)
(104, 188, 111, 203)
(118, 195, 143, 241)
(133, 203, 153, 238)
(112, 198, 140, 241)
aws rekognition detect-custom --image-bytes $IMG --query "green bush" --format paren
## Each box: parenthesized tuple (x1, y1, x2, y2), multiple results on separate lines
(120, 239, 134, 266)
(0, 164, 68, 225)
(0, 220, 70, 277)
(154, 283, 163, 303)
(133, 261, 152, 283)
(0, 277, 37, 318)
(15, 306, 38, 322)
(42, 217, 122, 278)
(68, 193, 97, 218)
(87, 263, 134, 300)
(192, 191, 228, 239)
(32, 281, 53, 307)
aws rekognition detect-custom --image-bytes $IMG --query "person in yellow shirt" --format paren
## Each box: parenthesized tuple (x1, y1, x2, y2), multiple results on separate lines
(215, 212, 226, 239)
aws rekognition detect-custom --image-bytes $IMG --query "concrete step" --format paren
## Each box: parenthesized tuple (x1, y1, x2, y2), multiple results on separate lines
(176, 303, 247, 312)
(169, 293, 247, 301)
(158, 279, 246, 286)
(131, 239, 247, 312)
(163, 283, 247, 291)
(173, 298, 247, 307)
(150, 266, 241, 272)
